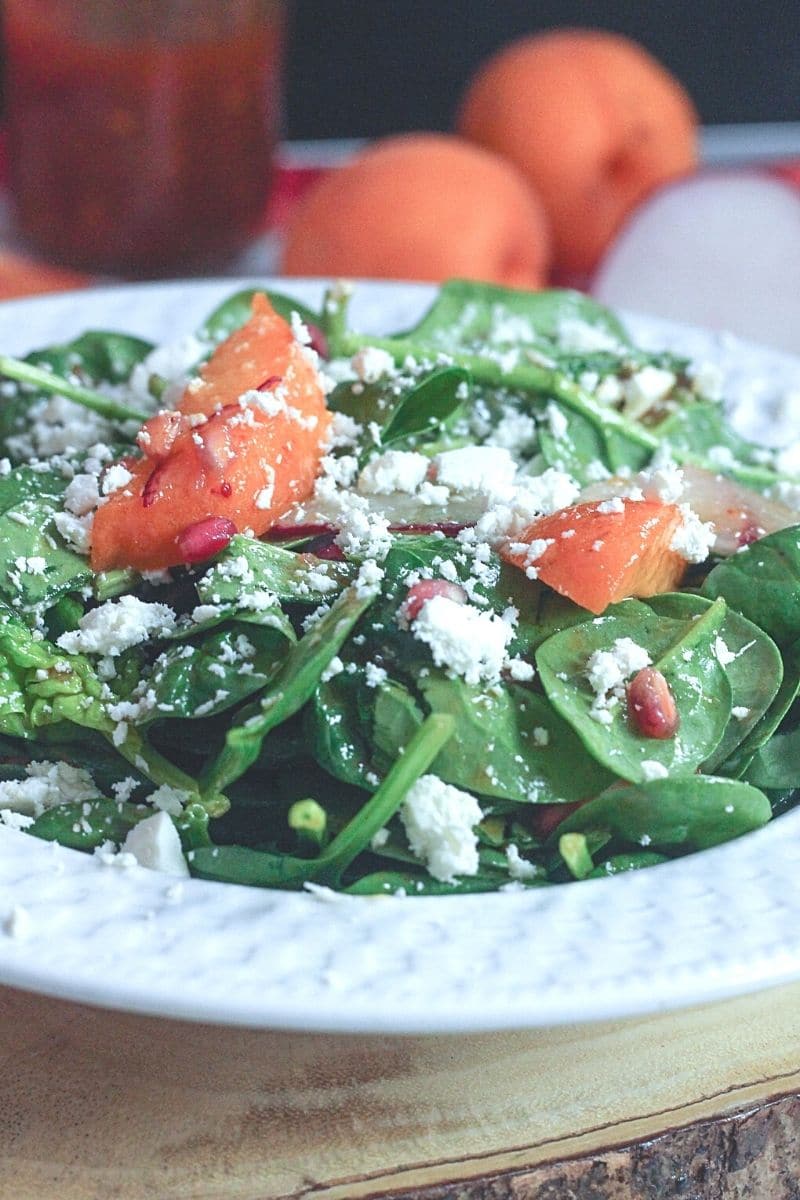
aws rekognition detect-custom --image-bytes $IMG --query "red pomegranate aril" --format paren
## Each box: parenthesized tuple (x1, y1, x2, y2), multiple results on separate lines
(176, 516, 238, 564)
(627, 667, 680, 739)
(400, 579, 467, 624)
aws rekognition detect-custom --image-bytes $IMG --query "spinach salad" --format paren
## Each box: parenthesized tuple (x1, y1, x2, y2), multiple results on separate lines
(1, 280, 799, 896)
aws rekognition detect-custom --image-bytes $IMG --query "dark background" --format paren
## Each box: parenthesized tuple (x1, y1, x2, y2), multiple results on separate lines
(284, 1, 798, 138)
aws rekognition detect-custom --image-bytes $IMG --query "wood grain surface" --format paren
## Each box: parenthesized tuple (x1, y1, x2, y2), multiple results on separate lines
(2, 981, 800, 1199)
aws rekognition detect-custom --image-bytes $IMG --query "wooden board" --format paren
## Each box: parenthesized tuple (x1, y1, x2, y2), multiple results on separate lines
(2, 981, 800, 1198)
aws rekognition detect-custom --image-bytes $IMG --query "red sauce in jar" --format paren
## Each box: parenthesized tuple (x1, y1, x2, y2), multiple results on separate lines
(4, 2, 284, 275)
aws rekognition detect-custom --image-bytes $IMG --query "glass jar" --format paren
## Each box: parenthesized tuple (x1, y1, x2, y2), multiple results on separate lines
(3, 0, 286, 275)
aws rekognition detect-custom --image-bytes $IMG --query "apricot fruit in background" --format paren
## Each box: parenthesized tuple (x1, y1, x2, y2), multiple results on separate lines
(458, 29, 698, 276)
(280, 133, 551, 288)
(0, 250, 89, 299)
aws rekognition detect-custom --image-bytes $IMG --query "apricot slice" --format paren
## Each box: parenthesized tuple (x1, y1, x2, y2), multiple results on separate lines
(502, 498, 687, 614)
(91, 294, 330, 572)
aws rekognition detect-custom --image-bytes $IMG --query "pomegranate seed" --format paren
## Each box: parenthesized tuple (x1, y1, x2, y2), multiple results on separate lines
(257, 375, 283, 391)
(211, 481, 233, 498)
(176, 516, 238, 564)
(627, 667, 680, 739)
(400, 579, 467, 624)
(138, 410, 185, 461)
(306, 323, 328, 359)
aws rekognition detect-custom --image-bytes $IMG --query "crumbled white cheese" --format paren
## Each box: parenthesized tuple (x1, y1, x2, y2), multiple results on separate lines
(57, 596, 177, 657)
(101, 463, 134, 496)
(638, 460, 685, 504)
(594, 375, 624, 405)
(640, 760, 669, 781)
(486, 410, 537, 457)
(434, 446, 516, 497)
(713, 637, 737, 667)
(53, 509, 94, 554)
(321, 655, 345, 682)
(364, 661, 388, 688)
(326, 411, 362, 450)
(7, 394, 116, 460)
(412, 595, 513, 685)
(0, 760, 97, 817)
(597, 496, 625, 514)
(470, 469, 580, 547)
(586, 637, 651, 725)
(129, 333, 208, 405)
(358, 450, 430, 496)
(556, 317, 622, 355)
(64, 472, 101, 516)
(690, 361, 724, 401)
(670, 503, 716, 563)
(623, 367, 676, 416)
(147, 784, 191, 817)
(351, 346, 396, 383)
(400, 775, 482, 883)
(506, 843, 539, 881)
(506, 657, 535, 682)
(122, 811, 189, 877)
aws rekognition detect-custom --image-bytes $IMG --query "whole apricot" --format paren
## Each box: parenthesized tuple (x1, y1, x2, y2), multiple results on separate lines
(0, 249, 89, 299)
(279, 133, 551, 287)
(458, 29, 698, 276)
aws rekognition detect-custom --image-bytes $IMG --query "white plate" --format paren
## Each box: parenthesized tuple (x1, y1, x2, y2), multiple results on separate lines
(2, 278, 800, 1035)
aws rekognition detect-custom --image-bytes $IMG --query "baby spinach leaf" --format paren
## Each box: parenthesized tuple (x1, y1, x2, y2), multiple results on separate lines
(588, 851, 670, 878)
(647, 593, 783, 772)
(703, 526, 800, 645)
(0, 353, 149, 426)
(344, 868, 529, 895)
(191, 713, 455, 888)
(147, 623, 291, 722)
(744, 726, 800, 790)
(0, 603, 200, 796)
(200, 582, 378, 795)
(385, 672, 616, 804)
(330, 365, 468, 454)
(657, 403, 788, 490)
(557, 776, 772, 851)
(197, 534, 353, 607)
(720, 637, 800, 778)
(536, 598, 731, 782)
(198, 288, 322, 344)
(307, 666, 377, 789)
(537, 401, 651, 482)
(28, 797, 148, 850)
(393, 281, 631, 353)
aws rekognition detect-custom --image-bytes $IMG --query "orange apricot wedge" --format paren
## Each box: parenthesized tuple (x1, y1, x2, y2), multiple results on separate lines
(91, 294, 330, 572)
(502, 498, 687, 614)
